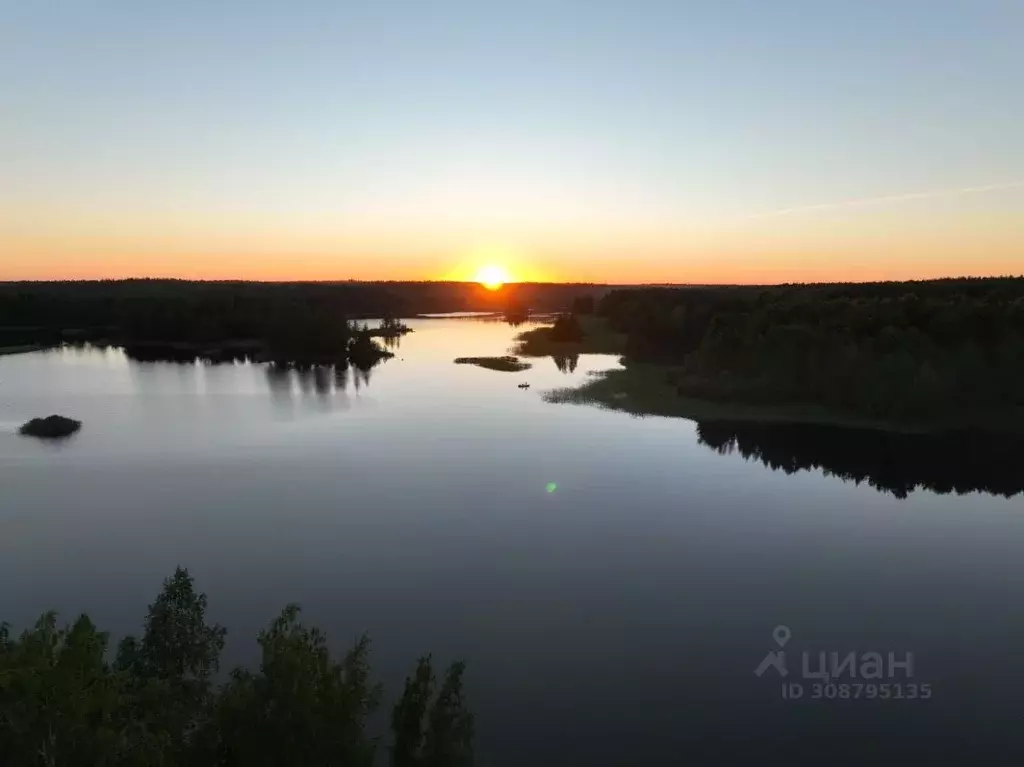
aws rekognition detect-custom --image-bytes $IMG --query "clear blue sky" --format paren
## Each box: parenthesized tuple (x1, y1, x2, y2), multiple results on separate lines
(4, 0, 1022, 282)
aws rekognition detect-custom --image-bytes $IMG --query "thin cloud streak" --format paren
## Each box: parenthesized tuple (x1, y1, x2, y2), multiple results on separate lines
(747, 181, 1024, 219)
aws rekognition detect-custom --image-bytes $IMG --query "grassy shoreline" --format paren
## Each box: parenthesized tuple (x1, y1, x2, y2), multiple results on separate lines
(545, 363, 1024, 434)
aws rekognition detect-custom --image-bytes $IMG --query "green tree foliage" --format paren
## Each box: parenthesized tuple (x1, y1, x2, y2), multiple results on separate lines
(114, 567, 226, 763)
(198, 606, 379, 766)
(598, 277, 1024, 422)
(391, 657, 474, 767)
(0, 614, 123, 766)
(0, 570, 472, 767)
(423, 663, 474, 767)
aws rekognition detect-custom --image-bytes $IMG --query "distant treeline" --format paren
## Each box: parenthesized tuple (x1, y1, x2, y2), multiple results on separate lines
(598, 277, 1024, 423)
(0, 279, 605, 335)
(0, 280, 602, 366)
(697, 420, 1024, 499)
(0, 568, 473, 767)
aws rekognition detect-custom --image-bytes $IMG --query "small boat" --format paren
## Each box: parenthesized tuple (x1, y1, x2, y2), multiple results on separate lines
(518, 382, 530, 389)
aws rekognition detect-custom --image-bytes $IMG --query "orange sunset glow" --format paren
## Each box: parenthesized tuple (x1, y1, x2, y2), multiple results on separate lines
(4, 209, 1022, 284)
(474, 265, 512, 290)
(2, 0, 1021, 285)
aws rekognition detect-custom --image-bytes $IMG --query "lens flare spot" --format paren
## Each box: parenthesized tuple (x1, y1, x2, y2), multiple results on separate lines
(546, 482, 558, 493)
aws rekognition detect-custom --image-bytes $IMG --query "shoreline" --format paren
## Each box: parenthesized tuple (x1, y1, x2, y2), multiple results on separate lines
(0, 344, 48, 357)
(544, 363, 1024, 434)
(514, 318, 1024, 435)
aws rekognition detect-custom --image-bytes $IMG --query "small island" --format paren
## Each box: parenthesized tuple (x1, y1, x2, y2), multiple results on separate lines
(454, 356, 532, 372)
(19, 415, 82, 439)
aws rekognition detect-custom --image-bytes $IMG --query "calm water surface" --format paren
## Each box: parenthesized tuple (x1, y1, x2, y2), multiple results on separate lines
(2, 317, 1023, 764)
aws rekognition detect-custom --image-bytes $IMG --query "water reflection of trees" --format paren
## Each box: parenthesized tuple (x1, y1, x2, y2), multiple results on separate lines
(334, 363, 349, 391)
(265, 363, 294, 399)
(352, 360, 373, 390)
(379, 333, 403, 351)
(552, 353, 579, 373)
(696, 421, 1024, 499)
(264, 358, 383, 401)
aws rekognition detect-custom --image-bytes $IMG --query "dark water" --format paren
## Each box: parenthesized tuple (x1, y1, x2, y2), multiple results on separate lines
(2, 317, 1023, 764)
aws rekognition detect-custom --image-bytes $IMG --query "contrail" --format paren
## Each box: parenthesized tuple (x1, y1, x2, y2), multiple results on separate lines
(747, 180, 1024, 219)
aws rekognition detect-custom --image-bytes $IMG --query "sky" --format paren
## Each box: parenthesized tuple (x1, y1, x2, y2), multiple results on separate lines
(2, 0, 1022, 284)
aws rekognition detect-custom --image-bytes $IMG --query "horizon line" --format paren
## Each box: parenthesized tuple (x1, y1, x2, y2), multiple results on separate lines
(3, 274, 1024, 288)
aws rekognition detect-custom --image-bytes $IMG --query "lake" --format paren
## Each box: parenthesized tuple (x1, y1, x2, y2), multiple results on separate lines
(2, 316, 1023, 764)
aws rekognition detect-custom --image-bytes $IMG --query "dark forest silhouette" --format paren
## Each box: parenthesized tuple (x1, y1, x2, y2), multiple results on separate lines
(696, 420, 1024, 498)
(548, 313, 584, 342)
(0, 280, 602, 368)
(598, 277, 1024, 425)
(0, 281, 599, 341)
(0, 568, 473, 766)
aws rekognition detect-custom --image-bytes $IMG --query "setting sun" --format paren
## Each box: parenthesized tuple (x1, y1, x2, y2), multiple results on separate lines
(474, 264, 513, 290)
